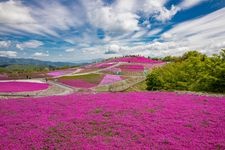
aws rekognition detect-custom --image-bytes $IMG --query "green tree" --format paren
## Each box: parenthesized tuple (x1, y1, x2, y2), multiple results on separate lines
(146, 50, 225, 93)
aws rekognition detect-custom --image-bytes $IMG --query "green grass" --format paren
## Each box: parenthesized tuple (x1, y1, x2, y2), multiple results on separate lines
(125, 80, 148, 92)
(59, 73, 104, 84)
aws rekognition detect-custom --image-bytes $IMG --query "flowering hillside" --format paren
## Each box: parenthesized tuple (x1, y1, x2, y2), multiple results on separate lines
(0, 0, 224, 148)
(109, 56, 160, 63)
(0, 92, 224, 149)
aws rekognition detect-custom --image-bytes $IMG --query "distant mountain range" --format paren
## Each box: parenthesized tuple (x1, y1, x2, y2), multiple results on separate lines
(0, 57, 79, 67)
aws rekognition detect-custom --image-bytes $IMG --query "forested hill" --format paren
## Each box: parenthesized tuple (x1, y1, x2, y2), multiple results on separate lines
(0, 57, 76, 67)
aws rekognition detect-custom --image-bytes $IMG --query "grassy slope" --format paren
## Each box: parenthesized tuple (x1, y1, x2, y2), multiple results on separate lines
(125, 80, 148, 92)
(59, 73, 104, 84)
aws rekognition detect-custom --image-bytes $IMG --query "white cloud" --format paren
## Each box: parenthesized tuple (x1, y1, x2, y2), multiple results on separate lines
(178, 0, 208, 9)
(0, 0, 221, 61)
(81, 7, 225, 58)
(0, 41, 11, 48)
(131, 30, 148, 39)
(95, 7, 225, 58)
(33, 52, 49, 57)
(82, 0, 178, 33)
(147, 28, 162, 36)
(16, 40, 43, 50)
(161, 33, 172, 40)
(0, 0, 205, 39)
(0, 51, 17, 57)
(0, 0, 34, 24)
(139, 0, 179, 22)
(0, 0, 179, 39)
(106, 7, 225, 57)
(154, 5, 179, 22)
(105, 44, 121, 54)
(65, 48, 75, 52)
(0, 0, 57, 36)
(0, 0, 83, 36)
(161, 7, 225, 55)
(32, 1, 83, 31)
(84, 0, 139, 32)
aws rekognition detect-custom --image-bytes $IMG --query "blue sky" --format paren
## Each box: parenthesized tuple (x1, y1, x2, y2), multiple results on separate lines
(0, 0, 225, 62)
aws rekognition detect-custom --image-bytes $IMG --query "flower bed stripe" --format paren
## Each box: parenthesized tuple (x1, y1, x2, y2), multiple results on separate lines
(0, 81, 48, 92)
(99, 74, 123, 85)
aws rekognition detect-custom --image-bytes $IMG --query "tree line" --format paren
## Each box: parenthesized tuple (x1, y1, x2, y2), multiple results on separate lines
(147, 50, 225, 93)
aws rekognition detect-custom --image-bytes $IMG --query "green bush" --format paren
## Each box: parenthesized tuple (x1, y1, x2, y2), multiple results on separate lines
(146, 50, 225, 93)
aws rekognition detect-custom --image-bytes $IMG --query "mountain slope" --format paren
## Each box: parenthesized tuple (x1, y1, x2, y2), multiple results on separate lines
(0, 57, 76, 67)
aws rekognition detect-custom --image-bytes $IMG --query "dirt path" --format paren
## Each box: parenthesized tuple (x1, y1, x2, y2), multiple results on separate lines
(44, 80, 75, 95)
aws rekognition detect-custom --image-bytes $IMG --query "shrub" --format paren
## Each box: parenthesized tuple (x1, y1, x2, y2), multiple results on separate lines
(146, 50, 225, 93)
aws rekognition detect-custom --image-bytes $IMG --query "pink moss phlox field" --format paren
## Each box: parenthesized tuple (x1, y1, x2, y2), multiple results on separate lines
(95, 63, 115, 68)
(0, 81, 48, 92)
(99, 74, 122, 85)
(109, 56, 161, 63)
(84, 62, 115, 69)
(105, 67, 121, 73)
(120, 64, 144, 72)
(1, 92, 225, 149)
(59, 79, 96, 88)
(47, 69, 74, 77)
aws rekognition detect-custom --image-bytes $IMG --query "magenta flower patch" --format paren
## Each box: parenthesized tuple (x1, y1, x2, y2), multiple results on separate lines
(47, 69, 74, 77)
(105, 67, 121, 73)
(120, 64, 144, 72)
(0, 81, 48, 92)
(109, 56, 161, 63)
(0, 92, 225, 149)
(95, 63, 115, 68)
(99, 74, 122, 85)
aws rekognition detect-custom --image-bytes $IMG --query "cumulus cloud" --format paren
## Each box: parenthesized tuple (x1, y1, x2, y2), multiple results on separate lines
(82, 0, 179, 33)
(80, 7, 225, 59)
(0, 0, 222, 61)
(0, 51, 17, 57)
(83, 0, 139, 32)
(16, 40, 43, 50)
(0, 41, 11, 48)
